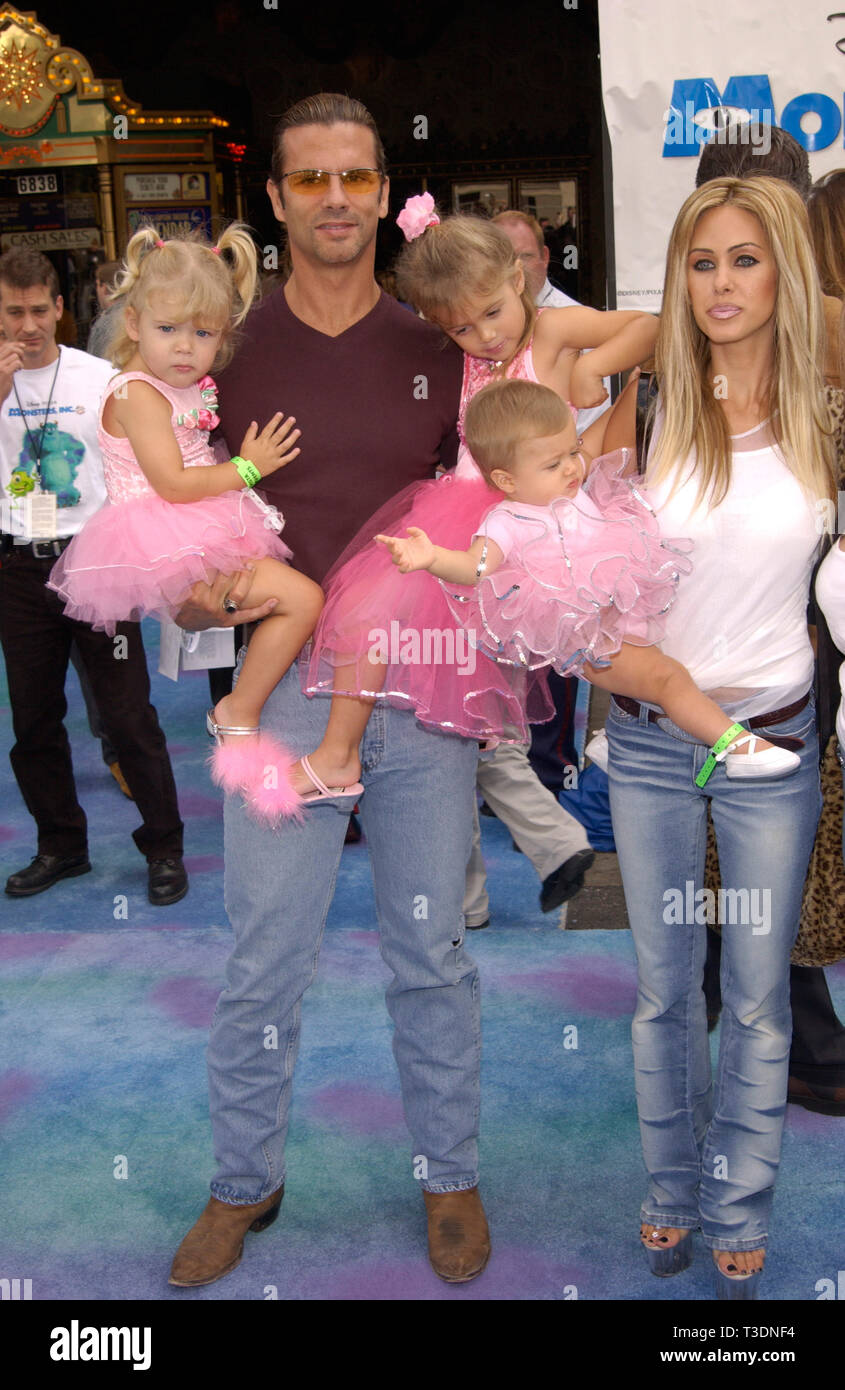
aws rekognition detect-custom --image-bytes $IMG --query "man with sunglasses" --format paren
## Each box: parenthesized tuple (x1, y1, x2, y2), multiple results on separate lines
(169, 94, 491, 1290)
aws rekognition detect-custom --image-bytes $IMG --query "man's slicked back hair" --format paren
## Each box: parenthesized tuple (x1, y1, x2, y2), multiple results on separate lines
(270, 92, 387, 186)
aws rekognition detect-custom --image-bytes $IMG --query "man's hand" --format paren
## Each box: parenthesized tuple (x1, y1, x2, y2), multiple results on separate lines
(375, 526, 436, 573)
(0, 341, 25, 403)
(172, 567, 278, 631)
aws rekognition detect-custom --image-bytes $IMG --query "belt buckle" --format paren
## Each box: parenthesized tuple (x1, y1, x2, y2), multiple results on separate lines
(32, 539, 59, 559)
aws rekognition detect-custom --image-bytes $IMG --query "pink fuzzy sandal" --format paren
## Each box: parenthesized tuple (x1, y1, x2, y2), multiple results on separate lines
(206, 709, 303, 824)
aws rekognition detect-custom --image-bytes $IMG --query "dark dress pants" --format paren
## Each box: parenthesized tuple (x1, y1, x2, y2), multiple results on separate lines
(528, 670, 580, 793)
(0, 549, 183, 861)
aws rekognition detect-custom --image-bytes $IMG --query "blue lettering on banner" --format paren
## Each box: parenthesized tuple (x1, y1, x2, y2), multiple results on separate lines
(662, 75, 843, 156)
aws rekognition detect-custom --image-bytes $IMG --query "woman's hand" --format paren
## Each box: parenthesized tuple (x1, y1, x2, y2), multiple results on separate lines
(239, 413, 301, 478)
(375, 526, 437, 573)
(570, 354, 610, 409)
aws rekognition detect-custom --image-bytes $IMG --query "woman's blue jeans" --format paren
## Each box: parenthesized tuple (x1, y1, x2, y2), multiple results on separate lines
(606, 695, 820, 1251)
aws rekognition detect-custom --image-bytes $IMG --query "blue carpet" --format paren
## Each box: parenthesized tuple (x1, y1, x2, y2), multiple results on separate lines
(1, 622, 843, 1300)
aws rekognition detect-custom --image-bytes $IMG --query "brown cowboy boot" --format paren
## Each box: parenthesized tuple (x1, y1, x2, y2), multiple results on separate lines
(423, 1187, 491, 1283)
(169, 1188, 284, 1287)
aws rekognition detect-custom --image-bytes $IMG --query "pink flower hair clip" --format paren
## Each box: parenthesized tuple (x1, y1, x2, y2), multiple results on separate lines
(396, 192, 440, 242)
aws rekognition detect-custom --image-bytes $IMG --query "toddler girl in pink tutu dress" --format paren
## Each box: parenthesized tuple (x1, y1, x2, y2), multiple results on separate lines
(290, 200, 798, 798)
(48, 224, 324, 821)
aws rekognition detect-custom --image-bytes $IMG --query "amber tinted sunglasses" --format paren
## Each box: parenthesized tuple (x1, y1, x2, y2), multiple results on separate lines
(280, 168, 382, 194)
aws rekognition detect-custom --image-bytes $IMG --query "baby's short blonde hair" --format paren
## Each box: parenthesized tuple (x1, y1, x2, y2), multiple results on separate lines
(464, 379, 573, 479)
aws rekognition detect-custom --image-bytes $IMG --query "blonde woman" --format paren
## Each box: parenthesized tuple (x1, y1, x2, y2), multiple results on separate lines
(605, 176, 835, 1299)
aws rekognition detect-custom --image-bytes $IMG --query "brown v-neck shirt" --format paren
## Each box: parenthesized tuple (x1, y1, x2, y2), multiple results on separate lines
(215, 288, 463, 584)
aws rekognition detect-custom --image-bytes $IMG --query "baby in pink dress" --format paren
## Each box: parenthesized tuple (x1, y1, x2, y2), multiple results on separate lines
(376, 379, 800, 783)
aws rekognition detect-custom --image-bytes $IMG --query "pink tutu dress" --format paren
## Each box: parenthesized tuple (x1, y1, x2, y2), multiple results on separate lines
(303, 332, 566, 742)
(441, 449, 694, 677)
(47, 373, 291, 634)
(303, 469, 554, 742)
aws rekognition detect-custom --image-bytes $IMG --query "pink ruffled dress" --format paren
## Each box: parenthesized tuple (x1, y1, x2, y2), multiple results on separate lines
(303, 333, 562, 742)
(441, 449, 694, 677)
(48, 373, 291, 634)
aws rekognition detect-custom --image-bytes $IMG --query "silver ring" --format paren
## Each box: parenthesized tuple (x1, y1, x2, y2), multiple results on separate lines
(222, 597, 238, 615)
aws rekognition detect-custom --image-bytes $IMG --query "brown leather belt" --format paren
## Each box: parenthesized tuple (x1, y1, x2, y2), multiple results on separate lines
(612, 691, 811, 751)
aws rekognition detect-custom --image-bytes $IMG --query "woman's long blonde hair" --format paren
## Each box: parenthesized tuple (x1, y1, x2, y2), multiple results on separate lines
(395, 213, 535, 369)
(107, 222, 258, 370)
(649, 175, 835, 508)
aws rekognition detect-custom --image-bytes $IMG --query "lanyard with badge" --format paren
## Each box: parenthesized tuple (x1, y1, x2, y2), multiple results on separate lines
(9, 347, 61, 539)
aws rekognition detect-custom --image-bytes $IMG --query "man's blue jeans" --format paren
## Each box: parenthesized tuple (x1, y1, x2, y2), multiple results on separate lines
(207, 662, 481, 1204)
(606, 695, 820, 1252)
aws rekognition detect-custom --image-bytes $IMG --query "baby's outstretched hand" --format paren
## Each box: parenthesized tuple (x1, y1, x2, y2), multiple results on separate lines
(375, 526, 436, 573)
(570, 355, 608, 409)
(239, 413, 301, 478)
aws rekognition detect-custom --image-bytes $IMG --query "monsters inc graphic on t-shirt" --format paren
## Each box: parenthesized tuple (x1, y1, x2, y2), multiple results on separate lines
(0, 347, 111, 538)
(13, 420, 86, 507)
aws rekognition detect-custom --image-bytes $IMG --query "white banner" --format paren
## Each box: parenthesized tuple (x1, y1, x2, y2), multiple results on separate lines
(598, 0, 845, 309)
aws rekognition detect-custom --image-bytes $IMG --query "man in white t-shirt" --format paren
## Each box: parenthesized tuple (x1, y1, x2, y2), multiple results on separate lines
(0, 249, 187, 905)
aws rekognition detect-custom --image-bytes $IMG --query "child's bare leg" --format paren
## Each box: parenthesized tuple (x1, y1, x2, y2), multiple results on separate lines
(212, 558, 323, 733)
(290, 654, 387, 796)
(584, 643, 775, 753)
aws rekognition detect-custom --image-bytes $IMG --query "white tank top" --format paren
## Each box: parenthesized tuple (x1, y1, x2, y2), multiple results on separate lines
(645, 417, 821, 720)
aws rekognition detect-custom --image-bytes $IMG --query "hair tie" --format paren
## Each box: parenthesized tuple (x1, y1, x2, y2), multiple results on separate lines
(155, 238, 166, 249)
(397, 192, 440, 242)
(211, 246, 222, 256)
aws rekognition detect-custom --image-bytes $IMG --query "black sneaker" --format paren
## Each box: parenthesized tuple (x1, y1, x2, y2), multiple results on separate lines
(539, 849, 595, 913)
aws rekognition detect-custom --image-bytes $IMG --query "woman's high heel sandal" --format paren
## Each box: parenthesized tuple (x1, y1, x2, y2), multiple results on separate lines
(641, 1227, 693, 1277)
(712, 1252, 762, 1300)
(719, 732, 800, 781)
(206, 709, 303, 824)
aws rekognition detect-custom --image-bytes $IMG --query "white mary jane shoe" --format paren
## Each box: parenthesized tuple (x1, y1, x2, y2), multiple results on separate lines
(718, 732, 800, 780)
(584, 728, 609, 773)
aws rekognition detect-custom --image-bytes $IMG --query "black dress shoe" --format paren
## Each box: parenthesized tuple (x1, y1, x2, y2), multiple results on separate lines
(540, 849, 595, 913)
(5, 852, 91, 897)
(148, 857, 188, 906)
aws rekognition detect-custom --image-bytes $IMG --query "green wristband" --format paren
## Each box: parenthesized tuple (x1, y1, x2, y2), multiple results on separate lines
(695, 722, 746, 788)
(232, 455, 261, 488)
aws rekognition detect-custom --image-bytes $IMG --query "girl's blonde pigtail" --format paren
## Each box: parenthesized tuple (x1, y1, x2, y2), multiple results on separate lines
(112, 225, 162, 302)
(214, 222, 258, 326)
